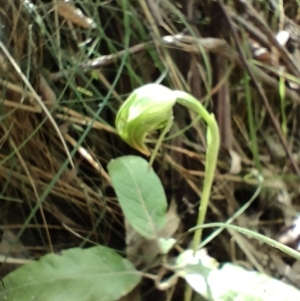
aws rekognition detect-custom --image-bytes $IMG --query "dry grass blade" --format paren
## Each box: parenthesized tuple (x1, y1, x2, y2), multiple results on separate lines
(217, 0, 300, 177)
(0, 41, 74, 169)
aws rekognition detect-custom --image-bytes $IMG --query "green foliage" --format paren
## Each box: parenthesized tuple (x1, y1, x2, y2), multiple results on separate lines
(108, 155, 168, 239)
(112, 83, 220, 301)
(0, 246, 141, 301)
(190, 263, 300, 301)
(4, 80, 299, 301)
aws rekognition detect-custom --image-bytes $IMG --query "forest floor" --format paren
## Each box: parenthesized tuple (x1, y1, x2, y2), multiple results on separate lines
(1, 0, 300, 300)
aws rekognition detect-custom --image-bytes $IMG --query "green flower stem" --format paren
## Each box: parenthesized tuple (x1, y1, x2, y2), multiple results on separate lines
(149, 115, 174, 169)
(176, 92, 220, 301)
(176, 91, 220, 252)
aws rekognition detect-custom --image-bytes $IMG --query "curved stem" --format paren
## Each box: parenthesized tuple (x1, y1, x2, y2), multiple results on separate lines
(192, 112, 220, 251)
(176, 91, 220, 301)
(176, 91, 220, 250)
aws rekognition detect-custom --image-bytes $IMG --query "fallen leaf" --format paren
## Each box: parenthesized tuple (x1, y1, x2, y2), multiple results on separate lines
(126, 199, 180, 268)
(39, 75, 57, 111)
(228, 149, 241, 174)
(56, 1, 96, 29)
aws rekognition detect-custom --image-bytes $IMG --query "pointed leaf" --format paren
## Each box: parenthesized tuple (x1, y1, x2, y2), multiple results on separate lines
(108, 155, 167, 239)
(0, 246, 141, 301)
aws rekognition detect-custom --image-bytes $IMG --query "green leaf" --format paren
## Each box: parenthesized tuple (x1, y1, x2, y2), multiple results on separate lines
(174, 250, 300, 300)
(108, 155, 167, 239)
(0, 246, 141, 301)
(190, 263, 300, 301)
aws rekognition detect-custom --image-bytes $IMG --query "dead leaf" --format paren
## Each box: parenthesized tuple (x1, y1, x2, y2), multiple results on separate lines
(158, 199, 180, 238)
(56, 1, 96, 29)
(250, 40, 270, 63)
(228, 149, 241, 174)
(125, 199, 180, 268)
(39, 75, 57, 110)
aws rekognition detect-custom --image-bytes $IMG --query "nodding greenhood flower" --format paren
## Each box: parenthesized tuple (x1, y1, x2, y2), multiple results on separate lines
(115, 84, 177, 156)
(115, 82, 221, 266)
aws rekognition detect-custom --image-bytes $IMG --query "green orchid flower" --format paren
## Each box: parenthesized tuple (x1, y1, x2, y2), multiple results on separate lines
(115, 84, 176, 156)
(115, 83, 220, 253)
